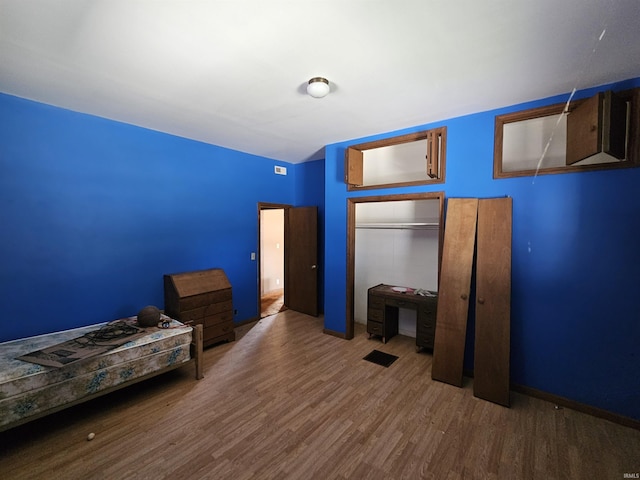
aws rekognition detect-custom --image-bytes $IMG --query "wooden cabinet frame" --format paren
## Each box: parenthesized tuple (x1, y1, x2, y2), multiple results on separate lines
(494, 87, 639, 179)
(345, 127, 447, 190)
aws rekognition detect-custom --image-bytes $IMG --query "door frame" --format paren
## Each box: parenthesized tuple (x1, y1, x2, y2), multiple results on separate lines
(345, 191, 445, 339)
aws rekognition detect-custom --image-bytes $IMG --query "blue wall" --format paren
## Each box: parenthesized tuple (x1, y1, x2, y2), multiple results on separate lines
(0, 93, 324, 342)
(324, 78, 640, 420)
(2, 76, 638, 420)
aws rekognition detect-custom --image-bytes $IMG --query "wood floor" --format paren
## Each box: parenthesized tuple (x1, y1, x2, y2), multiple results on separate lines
(1, 310, 638, 479)
(260, 288, 285, 318)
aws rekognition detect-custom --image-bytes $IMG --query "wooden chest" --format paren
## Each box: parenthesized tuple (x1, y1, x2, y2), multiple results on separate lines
(164, 268, 235, 347)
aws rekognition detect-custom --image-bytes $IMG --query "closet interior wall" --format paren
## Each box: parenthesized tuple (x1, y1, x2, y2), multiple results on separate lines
(354, 199, 440, 337)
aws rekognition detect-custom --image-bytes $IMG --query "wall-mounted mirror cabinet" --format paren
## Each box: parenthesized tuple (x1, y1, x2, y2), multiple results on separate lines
(494, 87, 639, 178)
(345, 127, 446, 190)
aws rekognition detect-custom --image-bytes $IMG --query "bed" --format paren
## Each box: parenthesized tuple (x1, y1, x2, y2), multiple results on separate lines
(0, 315, 203, 432)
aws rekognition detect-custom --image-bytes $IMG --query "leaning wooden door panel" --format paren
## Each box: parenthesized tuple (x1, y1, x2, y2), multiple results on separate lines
(474, 197, 512, 406)
(431, 198, 478, 387)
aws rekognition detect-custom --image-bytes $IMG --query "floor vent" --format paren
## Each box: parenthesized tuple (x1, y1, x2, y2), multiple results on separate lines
(363, 350, 398, 368)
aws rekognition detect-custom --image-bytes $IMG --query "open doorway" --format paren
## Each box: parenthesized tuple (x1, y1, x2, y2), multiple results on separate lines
(259, 204, 287, 318)
(258, 203, 319, 318)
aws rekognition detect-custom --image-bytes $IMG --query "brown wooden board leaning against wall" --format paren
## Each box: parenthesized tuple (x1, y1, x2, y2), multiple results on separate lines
(431, 198, 478, 387)
(473, 197, 512, 407)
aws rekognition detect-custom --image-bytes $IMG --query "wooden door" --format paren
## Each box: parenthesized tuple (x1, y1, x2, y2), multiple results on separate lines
(285, 206, 318, 316)
(431, 198, 478, 387)
(345, 148, 364, 186)
(566, 90, 627, 165)
(474, 197, 512, 406)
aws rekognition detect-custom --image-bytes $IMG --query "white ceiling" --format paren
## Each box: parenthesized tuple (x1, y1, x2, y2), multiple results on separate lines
(1, 0, 639, 164)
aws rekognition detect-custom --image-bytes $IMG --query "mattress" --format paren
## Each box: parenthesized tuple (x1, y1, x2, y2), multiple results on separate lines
(0, 316, 192, 429)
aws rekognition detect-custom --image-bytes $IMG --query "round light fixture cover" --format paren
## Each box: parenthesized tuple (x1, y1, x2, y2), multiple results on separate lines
(307, 77, 330, 98)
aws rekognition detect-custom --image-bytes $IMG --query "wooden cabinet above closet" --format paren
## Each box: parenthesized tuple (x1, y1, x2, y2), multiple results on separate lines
(566, 90, 628, 165)
(345, 127, 447, 190)
(495, 87, 639, 178)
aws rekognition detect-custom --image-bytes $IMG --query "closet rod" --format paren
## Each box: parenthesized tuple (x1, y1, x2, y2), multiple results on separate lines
(355, 222, 439, 230)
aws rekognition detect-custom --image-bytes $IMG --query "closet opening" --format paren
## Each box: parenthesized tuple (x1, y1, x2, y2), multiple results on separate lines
(346, 192, 444, 340)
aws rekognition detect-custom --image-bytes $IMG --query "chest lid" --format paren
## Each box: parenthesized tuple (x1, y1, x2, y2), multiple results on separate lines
(165, 268, 231, 298)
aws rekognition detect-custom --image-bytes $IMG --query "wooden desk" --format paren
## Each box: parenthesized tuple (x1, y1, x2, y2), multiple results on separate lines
(367, 284, 438, 349)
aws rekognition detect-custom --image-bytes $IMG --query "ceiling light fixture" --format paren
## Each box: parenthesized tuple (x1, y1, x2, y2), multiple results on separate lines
(307, 77, 330, 98)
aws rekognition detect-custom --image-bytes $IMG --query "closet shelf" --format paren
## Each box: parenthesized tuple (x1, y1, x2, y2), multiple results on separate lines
(355, 222, 439, 230)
